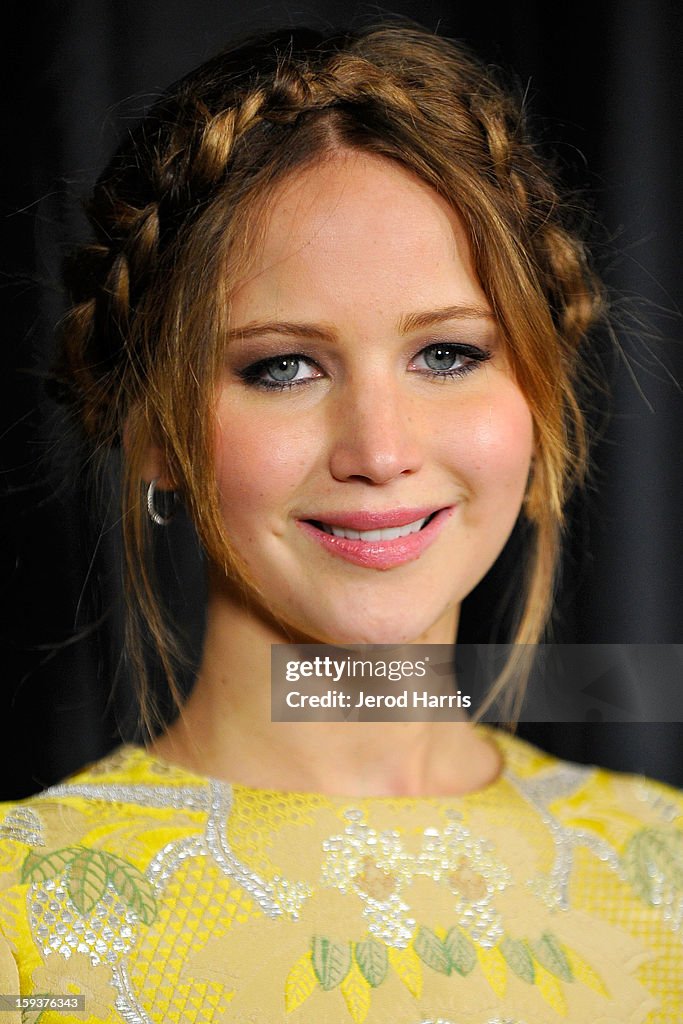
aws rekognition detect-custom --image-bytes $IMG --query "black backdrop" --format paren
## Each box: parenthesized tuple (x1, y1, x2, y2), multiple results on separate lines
(2, 0, 681, 800)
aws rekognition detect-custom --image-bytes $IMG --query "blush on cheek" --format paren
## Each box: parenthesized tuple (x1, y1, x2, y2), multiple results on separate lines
(475, 392, 533, 468)
(441, 389, 533, 476)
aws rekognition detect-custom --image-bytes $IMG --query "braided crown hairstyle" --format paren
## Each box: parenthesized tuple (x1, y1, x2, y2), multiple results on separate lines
(57, 24, 604, 731)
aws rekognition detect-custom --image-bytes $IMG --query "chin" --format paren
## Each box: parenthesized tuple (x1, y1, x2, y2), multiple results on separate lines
(288, 604, 455, 648)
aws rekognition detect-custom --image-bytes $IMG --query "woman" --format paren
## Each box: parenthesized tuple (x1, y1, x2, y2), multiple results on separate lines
(0, 23, 681, 1022)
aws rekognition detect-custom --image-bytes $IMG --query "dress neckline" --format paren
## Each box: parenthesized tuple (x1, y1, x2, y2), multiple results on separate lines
(99, 726, 516, 804)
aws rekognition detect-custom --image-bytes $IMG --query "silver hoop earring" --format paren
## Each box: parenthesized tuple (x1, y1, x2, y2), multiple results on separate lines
(146, 479, 177, 526)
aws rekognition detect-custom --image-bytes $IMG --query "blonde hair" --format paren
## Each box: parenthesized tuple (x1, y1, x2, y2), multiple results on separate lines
(57, 24, 605, 733)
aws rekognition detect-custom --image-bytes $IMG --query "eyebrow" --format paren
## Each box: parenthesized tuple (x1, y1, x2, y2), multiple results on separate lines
(226, 321, 337, 344)
(397, 304, 496, 334)
(226, 304, 496, 344)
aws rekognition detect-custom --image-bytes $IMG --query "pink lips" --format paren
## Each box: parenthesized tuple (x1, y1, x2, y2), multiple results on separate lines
(297, 506, 455, 569)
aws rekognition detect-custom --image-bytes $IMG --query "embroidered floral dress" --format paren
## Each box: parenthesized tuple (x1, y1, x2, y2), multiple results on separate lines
(0, 731, 681, 1023)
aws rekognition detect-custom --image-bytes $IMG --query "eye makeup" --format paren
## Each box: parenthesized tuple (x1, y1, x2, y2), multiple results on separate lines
(234, 341, 493, 392)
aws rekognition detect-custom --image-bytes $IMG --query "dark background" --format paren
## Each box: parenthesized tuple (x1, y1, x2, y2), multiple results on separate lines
(1, 0, 681, 799)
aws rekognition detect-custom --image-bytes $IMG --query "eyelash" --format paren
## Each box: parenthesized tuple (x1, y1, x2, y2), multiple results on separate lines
(237, 343, 493, 392)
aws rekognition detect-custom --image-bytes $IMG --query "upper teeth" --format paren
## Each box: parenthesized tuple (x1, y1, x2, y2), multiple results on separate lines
(319, 517, 429, 541)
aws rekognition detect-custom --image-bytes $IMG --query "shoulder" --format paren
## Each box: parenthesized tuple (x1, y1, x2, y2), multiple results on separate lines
(491, 726, 683, 823)
(488, 728, 683, 906)
(0, 745, 211, 889)
(0, 745, 214, 988)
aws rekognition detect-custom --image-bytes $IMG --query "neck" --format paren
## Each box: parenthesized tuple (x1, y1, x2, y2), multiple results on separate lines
(150, 581, 502, 797)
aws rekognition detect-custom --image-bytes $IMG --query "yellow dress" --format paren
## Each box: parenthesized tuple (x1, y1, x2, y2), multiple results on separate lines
(0, 731, 681, 1023)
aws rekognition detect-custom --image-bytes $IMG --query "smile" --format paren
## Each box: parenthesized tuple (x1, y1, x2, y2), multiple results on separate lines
(313, 512, 436, 541)
(297, 507, 454, 570)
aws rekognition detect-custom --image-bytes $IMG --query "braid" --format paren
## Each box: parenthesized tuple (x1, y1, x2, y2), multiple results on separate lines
(59, 198, 162, 437)
(192, 90, 269, 184)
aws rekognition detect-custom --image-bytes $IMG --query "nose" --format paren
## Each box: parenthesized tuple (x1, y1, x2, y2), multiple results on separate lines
(328, 379, 424, 484)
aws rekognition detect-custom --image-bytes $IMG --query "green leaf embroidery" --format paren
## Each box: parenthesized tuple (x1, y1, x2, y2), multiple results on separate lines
(67, 850, 109, 915)
(444, 927, 476, 976)
(622, 828, 683, 906)
(499, 936, 535, 984)
(21, 847, 80, 885)
(354, 940, 388, 987)
(104, 852, 158, 925)
(22, 845, 158, 925)
(530, 933, 573, 983)
(414, 927, 451, 975)
(312, 936, 352, 990)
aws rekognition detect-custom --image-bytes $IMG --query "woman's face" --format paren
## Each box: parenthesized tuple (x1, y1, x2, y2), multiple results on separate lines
(214, 150, 534, 644)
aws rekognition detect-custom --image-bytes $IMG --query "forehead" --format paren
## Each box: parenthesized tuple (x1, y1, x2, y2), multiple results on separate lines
(229, 150, 490, 325)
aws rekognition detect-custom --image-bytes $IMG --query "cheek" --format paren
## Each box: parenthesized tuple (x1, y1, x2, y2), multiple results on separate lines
(212, 401, 315, 530)
(445, 385, 534, 504)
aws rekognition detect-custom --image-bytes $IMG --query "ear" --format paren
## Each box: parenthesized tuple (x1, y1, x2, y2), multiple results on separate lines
(140, 444, 177, 491)
(122, 411, 177, 490)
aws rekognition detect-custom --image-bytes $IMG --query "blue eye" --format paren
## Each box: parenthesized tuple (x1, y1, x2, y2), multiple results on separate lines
(265, 356, 301, 382)
(413, 342, 491, 378)
(423, 345, 463, 371)
(237, 341, 491, 392)
(238, 354, 321, 390)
